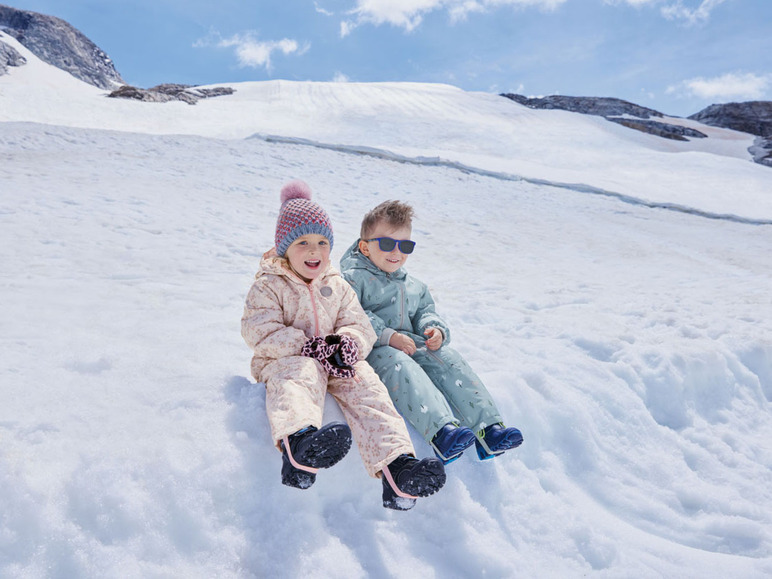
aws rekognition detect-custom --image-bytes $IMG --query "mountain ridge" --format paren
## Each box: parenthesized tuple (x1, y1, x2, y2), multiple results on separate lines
(2, 2, 770, 154)
(0, 3, 122, 89)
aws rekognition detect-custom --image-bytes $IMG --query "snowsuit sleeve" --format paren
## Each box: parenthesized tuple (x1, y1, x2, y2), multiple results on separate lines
(342, 271, 397, 348)
(241, 277, 308, 372)
(333, 281, 378, 359)
(412, 283, 452, 344)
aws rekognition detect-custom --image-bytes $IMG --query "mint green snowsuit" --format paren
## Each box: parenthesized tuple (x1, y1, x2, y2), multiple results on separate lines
(340, 241, 502, 443)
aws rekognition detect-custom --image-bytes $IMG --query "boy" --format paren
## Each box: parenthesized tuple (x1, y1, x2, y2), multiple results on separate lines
(340, 200, 523, 464)
(241, 182, 445, 510)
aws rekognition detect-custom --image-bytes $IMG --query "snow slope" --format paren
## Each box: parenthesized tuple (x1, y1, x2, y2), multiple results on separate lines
(2, 30, 770, 223)
(2, 31, 772, 579)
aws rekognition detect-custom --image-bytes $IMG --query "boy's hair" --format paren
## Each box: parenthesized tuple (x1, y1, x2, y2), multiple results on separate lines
(360, 200, 414, 239)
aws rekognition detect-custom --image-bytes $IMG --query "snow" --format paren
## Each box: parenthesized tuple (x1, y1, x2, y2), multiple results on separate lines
(2, 30, 772, 578)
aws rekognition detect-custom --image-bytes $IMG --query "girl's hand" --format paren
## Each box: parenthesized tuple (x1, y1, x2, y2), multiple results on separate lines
(389, 333, 417, 356)
(424, 328, 443, 351)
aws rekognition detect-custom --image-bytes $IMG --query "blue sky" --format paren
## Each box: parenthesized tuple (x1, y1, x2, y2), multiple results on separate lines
(6, 0, 772, 116)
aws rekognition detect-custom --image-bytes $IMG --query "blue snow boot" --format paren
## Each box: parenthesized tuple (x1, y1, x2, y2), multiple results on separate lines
(430, 423, 476, 464)
(280, 423, 352, 489)
(381, 454, 447, 511)
(475, 423, 523, 460)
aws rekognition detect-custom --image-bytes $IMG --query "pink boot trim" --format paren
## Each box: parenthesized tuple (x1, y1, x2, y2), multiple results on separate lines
(283, 436, 319, 474)
(382, 464, 418, 500)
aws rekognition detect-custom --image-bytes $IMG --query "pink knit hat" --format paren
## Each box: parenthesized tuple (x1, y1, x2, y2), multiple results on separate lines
(274, 180, 334, 256)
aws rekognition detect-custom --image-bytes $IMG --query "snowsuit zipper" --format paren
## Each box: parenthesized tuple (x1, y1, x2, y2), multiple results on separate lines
(306, 283, 321, 336)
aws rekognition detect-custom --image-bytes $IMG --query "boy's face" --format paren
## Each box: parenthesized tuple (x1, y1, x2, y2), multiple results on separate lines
(285, 234, 331, 282)
(358, 223, 412, 274)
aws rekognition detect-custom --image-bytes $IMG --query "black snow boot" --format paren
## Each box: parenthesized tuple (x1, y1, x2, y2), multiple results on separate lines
(280, 422, 352, 489)
(381, 454, 446, 511)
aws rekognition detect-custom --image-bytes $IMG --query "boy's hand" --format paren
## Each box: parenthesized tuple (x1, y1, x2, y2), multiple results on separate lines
(424, 328, 443, 351)
(389, 333, 417, 356)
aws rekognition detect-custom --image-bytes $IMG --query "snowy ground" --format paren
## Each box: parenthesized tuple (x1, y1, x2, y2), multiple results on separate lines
(2, 32, 772, 578)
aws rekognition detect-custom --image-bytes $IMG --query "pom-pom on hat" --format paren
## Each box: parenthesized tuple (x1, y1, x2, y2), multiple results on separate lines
(274, 180, 334, 257)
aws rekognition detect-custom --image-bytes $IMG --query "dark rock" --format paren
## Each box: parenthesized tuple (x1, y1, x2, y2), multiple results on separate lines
(688, 101, 772, 137)
(500, 94, 717, 143)
(606, 118, 707, 141)
(0, 37, 26, 75)
(0, 4, 123, 89)
(689, 102, 772, 168)
(501, 94, 664, 119)
(107, 83, 235, 105)
(749, 137, 772, 167)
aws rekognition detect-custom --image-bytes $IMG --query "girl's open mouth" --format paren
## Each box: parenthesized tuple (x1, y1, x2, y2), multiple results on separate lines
(305, 260, 321, 268)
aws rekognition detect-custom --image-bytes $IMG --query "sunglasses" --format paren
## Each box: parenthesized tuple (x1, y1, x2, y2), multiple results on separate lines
(366, 237, 416, 254)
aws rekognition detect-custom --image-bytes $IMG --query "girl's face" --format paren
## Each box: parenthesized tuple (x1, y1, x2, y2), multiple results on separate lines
(285, 234, 331, 282)
(358, 223, 413, 274)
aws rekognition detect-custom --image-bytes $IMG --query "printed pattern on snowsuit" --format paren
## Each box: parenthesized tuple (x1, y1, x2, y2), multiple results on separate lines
(241, 251, 415, 477)
(340, 240, 503, 442)
(367, 343, 501, 440)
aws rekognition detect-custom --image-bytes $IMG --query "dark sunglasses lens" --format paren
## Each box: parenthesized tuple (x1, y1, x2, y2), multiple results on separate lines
(377, 238, 397, 251)
(398, 240, 416, 254)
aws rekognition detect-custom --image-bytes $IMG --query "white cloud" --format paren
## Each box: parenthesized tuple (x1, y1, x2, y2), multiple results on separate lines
(660, 0, 730, 25)
(344, 0, 565, 33)
(211, 32, 309, 72)
(668, 72, 771, 101)
(606, 0, 729, 24)
(314, 2, 335, 16)
(332, 71, 351, 82)
(452, 0, 566, 20)
(348, 0, 440, 31)
(342, 0, 729, 34)
(340, 20, 356, 37)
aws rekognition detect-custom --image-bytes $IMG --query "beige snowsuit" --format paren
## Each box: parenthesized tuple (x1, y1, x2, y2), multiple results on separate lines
(241, 252, 415, 477)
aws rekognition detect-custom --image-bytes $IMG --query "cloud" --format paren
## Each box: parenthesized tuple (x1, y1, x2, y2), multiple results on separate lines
(660, 0, 730, 25)
(668, 72, 771, 101)
(342, 0, 565, 35)
(340, 0, 728, 34)
(196, 31, 308, 72)
(314, 2, 334, 16)
(606, 0, 729, 24)
(345, 0, 440, 33)
(340, 19, 356, 37)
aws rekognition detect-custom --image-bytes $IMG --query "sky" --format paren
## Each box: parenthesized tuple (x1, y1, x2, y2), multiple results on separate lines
(4, 0, 772, 117)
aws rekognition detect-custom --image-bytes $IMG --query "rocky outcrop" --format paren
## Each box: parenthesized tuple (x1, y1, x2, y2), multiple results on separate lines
(688, 101, 772, 137)
(107, 83, 235, 105)
(503, 94, 771, 166)
(689, 102, 772, 167)
(501, 94, 665, 120)
(1, 5, 236, 104)
(500, 93, 708, 141)
(749, 137, 772, 168)
(0, 35, 25, 75)
(0, 4, 123, 89)
(606, 118, 707, 141)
